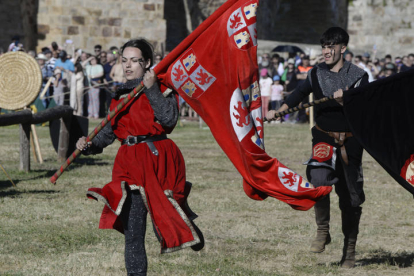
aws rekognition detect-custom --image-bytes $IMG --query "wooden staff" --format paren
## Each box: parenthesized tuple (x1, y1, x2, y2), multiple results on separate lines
(31, 124, 43, 163)
(309, 92, 314, 128)
(50, 83, 145, 184)
(30, 130, 38, 163)
(0, 163, 16, 187)
(41, 81, 114, 99)
(39, 78, 53, 99)
(264, 95, 335, 121)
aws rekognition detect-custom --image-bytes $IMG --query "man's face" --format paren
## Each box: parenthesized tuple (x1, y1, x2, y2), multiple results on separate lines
(345, 53, 353, 62)
(385, 69, 393, 77)
(37, 59, 45, 66)
(154, 55, 162, 64)
(322, 44, 346, 66)
(100, 52, 107, 63)
(112, 50, 119, 59)
(94, 48, 101, 56)
(107, 53, 115, 63)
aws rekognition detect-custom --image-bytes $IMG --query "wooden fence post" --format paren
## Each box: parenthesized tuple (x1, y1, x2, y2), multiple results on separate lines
(19, 123, 31, 172)
(57, 116, 72, 162)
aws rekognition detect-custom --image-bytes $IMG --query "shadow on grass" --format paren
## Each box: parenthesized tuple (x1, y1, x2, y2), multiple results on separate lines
(0, 189, 59, 197)
(322, 249, 414, 268)
(0, 169, 57, 190)
(0, 158, 109, 190)
(71, 157, 110, 167)
(357, 249, 414, 268)
(0, 180, 18, 188)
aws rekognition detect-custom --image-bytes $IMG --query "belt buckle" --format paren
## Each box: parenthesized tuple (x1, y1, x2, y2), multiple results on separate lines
(125, 135, 136, 146)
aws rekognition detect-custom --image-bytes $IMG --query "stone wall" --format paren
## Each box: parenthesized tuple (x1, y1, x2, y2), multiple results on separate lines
(257, 0, 348, 45)
(0, 0, 413, 58)
(347, 0, 414, 57)
(0, 1, 24, 52)
(36, 0, 166, 53)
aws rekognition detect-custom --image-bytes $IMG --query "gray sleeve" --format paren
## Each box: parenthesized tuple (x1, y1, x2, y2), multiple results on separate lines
(82, 123, 116, 155)
(144, 83, 178, 128)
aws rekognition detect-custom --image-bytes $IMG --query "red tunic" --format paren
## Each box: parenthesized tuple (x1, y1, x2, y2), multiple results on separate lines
(86, 91, 200, 253)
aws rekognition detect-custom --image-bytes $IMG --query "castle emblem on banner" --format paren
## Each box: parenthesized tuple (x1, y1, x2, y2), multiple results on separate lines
(170, 49, 216, 99)
(227, 0, 258, 50)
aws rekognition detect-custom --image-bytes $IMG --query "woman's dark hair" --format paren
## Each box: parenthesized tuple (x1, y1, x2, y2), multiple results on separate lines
(51, 41, 59, 51)
(320, 27, 349, 46)
(75, 62, 83, 73)
(120, 38, 154, 69)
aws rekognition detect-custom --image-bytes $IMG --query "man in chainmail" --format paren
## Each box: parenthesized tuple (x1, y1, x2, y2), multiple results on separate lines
(268, 27, 368, 268)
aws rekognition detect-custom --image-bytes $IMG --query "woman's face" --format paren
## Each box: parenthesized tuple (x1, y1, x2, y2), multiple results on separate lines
(90, 57, 97, 65)
(122, 47, 150, 80)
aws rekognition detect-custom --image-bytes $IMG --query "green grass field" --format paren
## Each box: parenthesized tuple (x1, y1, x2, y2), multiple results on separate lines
(1, 120, 413, 276)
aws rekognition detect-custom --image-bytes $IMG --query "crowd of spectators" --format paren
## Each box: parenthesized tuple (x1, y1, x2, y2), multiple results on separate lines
(3, 37, 126, 118)
(1, 37, 157, 119)
(258, 48, 414, 124)
(1, 36, 203, 121)
(2, 36, 412, 122)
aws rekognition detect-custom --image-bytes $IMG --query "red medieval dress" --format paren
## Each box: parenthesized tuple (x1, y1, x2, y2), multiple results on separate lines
(86, 82, 201, 253)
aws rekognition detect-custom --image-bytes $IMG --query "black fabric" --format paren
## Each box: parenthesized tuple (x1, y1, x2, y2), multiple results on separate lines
(343, 68, 414, 196)
(307, 127, 365, 208)
(120, 191, 148, 276)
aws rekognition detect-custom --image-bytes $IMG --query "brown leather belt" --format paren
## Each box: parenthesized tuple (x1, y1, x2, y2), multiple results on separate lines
(315, 125, 353, 165)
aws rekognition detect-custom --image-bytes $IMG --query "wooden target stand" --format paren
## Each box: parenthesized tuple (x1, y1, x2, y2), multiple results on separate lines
(0, 52, 44, 185)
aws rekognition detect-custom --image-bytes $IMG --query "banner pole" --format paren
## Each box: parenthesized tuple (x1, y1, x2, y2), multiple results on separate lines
(264, 95, 335, 122)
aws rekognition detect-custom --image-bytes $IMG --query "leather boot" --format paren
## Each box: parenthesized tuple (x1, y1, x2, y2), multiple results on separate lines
(310, 195, 331, 253)
(340, 207, 362, 268)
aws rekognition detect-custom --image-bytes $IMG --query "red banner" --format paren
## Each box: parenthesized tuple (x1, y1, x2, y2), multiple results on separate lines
(155, 0, 331, 210)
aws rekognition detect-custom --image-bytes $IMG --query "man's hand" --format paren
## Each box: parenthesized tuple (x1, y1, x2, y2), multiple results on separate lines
(334, 88, 344, 105)
(266, 103, 289, 121)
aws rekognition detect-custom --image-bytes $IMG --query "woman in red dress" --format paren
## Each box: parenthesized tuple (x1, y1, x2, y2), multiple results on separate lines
(76, 39, 203, 276)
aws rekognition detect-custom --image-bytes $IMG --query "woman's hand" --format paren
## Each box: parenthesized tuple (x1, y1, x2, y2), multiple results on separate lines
(76, 136, 91, 151)
(143, 69, 157, 89)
